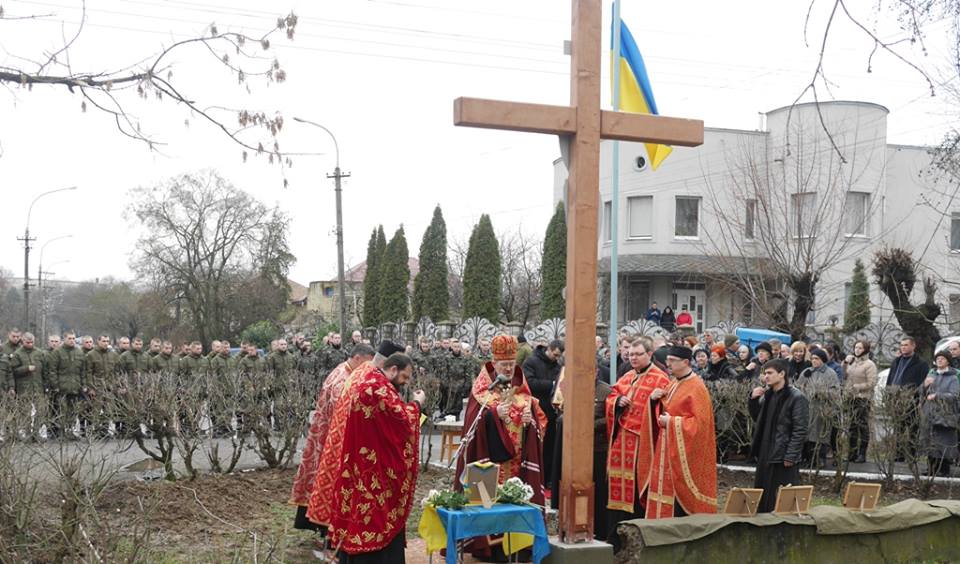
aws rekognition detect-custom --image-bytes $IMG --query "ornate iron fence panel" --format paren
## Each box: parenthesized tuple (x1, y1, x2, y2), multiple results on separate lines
(619, 319, 669, 339)
(454, 317, 499, 348)
(524, 318, 565, 344)
(843, 322, 905, 364)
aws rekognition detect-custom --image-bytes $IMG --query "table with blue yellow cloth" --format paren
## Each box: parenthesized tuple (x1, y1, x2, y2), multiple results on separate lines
(418, 503, 551, 564)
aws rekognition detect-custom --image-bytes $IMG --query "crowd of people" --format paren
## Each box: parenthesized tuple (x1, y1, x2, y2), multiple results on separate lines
(3, 320, 959, 561)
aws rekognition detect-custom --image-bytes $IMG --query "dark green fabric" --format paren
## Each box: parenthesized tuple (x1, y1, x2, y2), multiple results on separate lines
(50, 345, 85, 395)
(622, 498, 959, 548)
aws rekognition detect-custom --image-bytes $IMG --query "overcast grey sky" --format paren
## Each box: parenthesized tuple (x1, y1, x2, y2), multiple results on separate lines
(0, 0, 954, 286)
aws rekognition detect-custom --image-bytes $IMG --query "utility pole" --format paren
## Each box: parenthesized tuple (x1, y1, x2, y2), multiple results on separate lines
(293, 116, 351, 336)
(17, 230, 35, 331)
(329, 166, 351, 337)
(21, 186, 78, 332)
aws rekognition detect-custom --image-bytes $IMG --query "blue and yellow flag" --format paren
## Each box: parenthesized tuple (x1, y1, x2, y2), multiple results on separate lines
(611, 17, 672, 170)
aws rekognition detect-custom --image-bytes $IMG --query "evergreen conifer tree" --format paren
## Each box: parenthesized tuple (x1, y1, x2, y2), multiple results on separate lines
(463, 214, 501, 321)
(378, 226, 410, 322)
(412, 205, 450, 321)
(844, 258, 871, 333)
(541, 201, 567, 319)
(361, 226, 385, 327)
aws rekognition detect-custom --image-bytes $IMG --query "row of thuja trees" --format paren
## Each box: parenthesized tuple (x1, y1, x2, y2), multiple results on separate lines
(360, 202, 568, 329)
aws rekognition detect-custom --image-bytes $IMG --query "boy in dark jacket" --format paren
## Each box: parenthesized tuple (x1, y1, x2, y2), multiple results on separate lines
(749, 358, 809, 513)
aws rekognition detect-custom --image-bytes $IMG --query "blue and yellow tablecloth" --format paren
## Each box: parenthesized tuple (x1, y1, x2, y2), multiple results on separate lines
(419, 503, 550, 564)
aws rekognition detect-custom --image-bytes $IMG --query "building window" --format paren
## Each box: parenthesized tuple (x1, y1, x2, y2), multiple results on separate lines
(627, 195, 653, 239)
(951, 213, 960, 251)
(791, 192, 817, 238)
(745, 199, 757, 240)
(324, 286, 334, 298)
(602, 200, 612, 242)
(674, 196, 700, 238)
(844, 192, 870, 236)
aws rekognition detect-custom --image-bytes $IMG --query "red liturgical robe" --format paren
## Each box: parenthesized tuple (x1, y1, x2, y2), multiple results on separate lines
(306, 360, 372, 526)
(290, 359, 357, 508)
(455, 363, 548, 503)
(326, 365, 421, 555)
(606, 364, 671, 512)
(646, 373, 718, 518)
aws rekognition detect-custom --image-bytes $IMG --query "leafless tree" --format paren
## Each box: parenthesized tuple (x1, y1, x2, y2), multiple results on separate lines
(0, 2, 300, 166)
(128, 170, 294, 344)
(498, 227, 543, 327)
(701, 122, 884, 339)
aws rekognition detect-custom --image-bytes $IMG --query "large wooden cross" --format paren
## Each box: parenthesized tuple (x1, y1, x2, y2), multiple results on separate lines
(454, 0, 703, 542)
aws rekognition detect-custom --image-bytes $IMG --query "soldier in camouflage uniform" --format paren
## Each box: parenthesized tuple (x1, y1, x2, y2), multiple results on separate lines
(266, 339, 298, 378)
(49, 332, 86, 436)
(441, 341, 474, 417)
(41, 334, 61, 393)
(180, 341, 210, 379)
(297, 340, 321, 384)
(476, 338, 493, 363)
(1, 329, 21, 356)
(119, 337, 150, 374)
(1, 329, 21, 391)
(117, 336, 131, 355)
(9, 332, 45, 396)
(84, 335, 119, 396)
(147, 338, 162, 358)
(151, 341, 179, 373)
(321, 333, 349, 375)
(237, 342, 264, 374)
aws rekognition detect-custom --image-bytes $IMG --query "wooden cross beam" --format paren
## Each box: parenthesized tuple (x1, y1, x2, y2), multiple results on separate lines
(453, 0, 703, 542)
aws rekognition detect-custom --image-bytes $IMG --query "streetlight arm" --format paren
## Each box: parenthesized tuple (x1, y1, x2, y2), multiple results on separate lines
(39, 234, 73, 267)
(293, 117, 340, 169)
(26, 186, 78, 232)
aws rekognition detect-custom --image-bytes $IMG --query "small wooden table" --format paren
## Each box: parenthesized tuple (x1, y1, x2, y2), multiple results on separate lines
(435, 420, 464, 464)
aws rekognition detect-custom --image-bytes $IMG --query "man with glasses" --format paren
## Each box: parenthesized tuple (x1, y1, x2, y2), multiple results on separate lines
(604, 337, 671, 551)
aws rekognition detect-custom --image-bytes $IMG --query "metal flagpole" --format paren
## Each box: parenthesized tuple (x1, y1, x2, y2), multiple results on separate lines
(609, 0, 622, 384)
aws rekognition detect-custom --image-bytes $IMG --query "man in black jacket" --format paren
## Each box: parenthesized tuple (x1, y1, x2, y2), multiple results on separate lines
(749, 358, 809, 513)
(522, 339, 564, 488)
(886, 337, 929, 460)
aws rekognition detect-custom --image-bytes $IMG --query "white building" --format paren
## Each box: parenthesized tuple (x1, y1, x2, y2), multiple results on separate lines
(553, 101, 959, 334)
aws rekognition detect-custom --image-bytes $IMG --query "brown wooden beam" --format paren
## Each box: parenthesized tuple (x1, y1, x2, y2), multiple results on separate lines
(600, 110, 704, 146)
(453, 97, 576, 136)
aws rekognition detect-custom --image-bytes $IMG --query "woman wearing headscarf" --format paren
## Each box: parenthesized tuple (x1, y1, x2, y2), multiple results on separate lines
(797, 348, 839, 467)
(920, 351, 959, 477)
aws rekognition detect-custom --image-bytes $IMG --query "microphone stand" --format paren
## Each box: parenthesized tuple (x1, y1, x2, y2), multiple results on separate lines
(449, 380, 504, 470)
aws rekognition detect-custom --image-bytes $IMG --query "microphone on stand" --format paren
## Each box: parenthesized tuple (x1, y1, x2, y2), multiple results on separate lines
(488, 374, 510, 391)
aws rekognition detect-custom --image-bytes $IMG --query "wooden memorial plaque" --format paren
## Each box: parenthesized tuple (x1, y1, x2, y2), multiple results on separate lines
(773, 485, 814, 516)
(842, 482, 881, 512)
(722, 488, 764, 516)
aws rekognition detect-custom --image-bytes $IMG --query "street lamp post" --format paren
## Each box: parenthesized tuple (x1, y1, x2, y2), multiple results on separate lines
(20, 187, 78, 331)
(293, 117, 350, 336)
(37, 235, 72, 331)
(39, 260, 69, 339)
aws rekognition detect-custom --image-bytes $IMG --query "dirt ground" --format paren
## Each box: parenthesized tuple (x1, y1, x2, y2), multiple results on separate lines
(97, 465, 460, 562)
(94, 462, 959, 562)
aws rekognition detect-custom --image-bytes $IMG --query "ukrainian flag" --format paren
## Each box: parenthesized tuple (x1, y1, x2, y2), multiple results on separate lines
(611, 17, 672, 170)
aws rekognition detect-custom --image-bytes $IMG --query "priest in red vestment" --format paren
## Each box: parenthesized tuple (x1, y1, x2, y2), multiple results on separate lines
(306, 340, 406, 530)
(605, 337, 671, 548)
(290, 343, 375, 531)
(646, 345, 718, 519)
(455, 334, 548, 560)
(326, 352, 426, 563)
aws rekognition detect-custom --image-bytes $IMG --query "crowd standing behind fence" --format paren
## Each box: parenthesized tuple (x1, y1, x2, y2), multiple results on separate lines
(2, 322, 960, 482)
